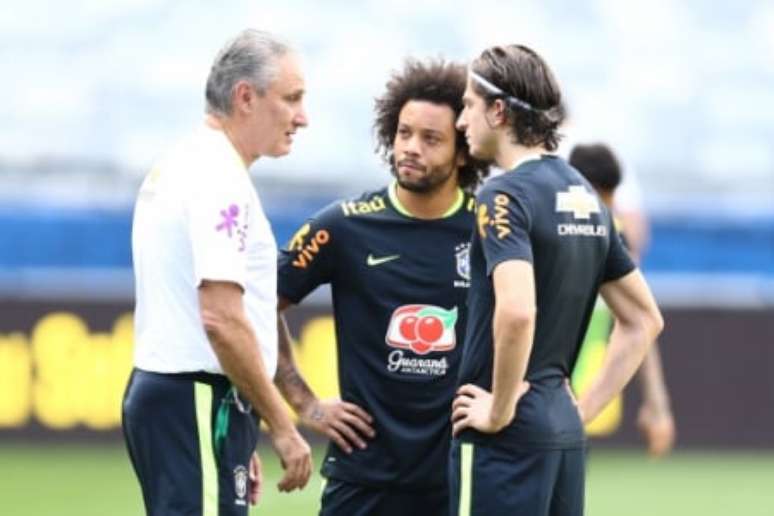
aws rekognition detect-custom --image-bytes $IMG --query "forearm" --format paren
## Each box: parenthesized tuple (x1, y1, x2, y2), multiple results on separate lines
(638, 342, 671, 410)
(490, 309, 534, 425)
(578, 322, 652, 422)
(274, 313, 318, 415)
(207, 317, 295, 435)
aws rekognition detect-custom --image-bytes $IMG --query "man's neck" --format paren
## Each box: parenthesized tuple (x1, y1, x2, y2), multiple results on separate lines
(494, 137, 545, 171)
(393, 179, 463, 220)
(600, 191, 614, 209)
(205, 114, 254, 168)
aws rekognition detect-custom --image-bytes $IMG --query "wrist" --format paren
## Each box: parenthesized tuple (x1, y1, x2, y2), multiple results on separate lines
(641, 397, 672, 416)
(489, 405, 515, 431)
(299, 400, 324, 425)
(266, 413, 297, 436)
(640, 403, 672, 418)
(298, 397, 318, 416)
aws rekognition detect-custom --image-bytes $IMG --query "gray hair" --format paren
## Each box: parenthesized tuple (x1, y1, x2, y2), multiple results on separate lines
(205, 29, 291, 116)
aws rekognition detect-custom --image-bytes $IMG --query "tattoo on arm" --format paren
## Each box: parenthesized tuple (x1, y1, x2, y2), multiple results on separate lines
(309, 405, 324, 422)
(277, 363, 306, 388)
(275, 352, 317, 414)
(276, 313, 318, 413)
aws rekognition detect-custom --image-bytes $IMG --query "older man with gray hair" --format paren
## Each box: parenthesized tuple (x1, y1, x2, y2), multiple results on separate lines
(123, 29, 311, 516)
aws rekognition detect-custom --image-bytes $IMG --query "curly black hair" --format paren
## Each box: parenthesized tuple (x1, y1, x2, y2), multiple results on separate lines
(471, 45, 565, 151)
(374, 58, 490, 191)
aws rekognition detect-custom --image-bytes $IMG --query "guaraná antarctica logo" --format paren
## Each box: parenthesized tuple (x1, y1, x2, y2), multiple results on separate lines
(384, 304, 457, 376)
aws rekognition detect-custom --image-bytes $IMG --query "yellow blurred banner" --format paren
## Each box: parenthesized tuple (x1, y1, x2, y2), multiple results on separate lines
(0, 304, 616, 433)
(0, 307, 342, 431)
(0, 312, 134, 429)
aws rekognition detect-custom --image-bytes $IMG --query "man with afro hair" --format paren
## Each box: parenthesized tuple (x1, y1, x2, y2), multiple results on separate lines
(274, 58, 489, 515)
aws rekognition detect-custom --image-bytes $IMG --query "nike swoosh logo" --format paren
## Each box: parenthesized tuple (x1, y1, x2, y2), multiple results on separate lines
(367, 254, 400, 266)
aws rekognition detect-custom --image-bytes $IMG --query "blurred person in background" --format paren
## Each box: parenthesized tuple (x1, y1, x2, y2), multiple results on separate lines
(123, 29, 312, 516)
(557, 116, 651, 260)
(273, 58, 489, 515)
(569, 142, 675, 457)
(451, 44, 663, 515)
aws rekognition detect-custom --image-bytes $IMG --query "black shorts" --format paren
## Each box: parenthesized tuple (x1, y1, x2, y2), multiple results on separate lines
(449, 439, 585, 516)
(122, 368, 259, 516)
(320, 477, 448, 516)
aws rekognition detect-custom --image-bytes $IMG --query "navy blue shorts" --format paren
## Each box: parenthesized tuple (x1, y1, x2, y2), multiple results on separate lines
(122, 368, 259, 516)
(449, 439, 585, 516)
(320, 477, 448, 516)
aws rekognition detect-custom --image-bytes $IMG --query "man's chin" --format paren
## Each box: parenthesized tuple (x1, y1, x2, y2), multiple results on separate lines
(396, 177, 434, 194)
(266, 146, 292, 158)
(469, 145, 494, 164)
(468, 146, 485, 161)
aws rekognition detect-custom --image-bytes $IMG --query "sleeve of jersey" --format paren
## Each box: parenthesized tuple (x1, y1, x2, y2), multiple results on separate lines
(603, 222, 637, 282)
(477, 186, 533, 276)
(186, 175, 250, 290)
(277, 203, 339, 304)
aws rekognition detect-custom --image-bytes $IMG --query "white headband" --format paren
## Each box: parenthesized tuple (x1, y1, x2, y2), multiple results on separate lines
(469, 70, 535, 111)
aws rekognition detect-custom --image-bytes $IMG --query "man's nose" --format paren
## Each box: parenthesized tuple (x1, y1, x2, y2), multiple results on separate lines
(294, 106, 308, 128)
(404, 134, 421, 155)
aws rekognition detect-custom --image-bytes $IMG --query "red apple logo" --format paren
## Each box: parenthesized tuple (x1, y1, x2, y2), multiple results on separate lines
(399, 315, 419, 341)
(386, 305, 457, 355)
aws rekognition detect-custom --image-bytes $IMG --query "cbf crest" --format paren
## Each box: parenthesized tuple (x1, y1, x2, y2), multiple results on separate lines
(233, 465, 248, 506)
(454, 243, 470, 288)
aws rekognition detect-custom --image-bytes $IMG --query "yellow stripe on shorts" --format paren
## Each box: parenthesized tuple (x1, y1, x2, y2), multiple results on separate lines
(319, 477, 328, 512)
(195, 383, 219, 516)
(459, 443, 474, 516)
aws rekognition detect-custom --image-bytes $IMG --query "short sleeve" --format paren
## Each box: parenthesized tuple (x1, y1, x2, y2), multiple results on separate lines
(603, 225, 636, 282)
(476, 185, 533, 276)
(277, 202, 340, 303)
(186, 173, 250, 289)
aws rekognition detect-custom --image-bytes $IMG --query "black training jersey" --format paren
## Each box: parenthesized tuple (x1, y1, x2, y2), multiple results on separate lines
(278, 184, 476, 488)
(457, 156, 635, 450)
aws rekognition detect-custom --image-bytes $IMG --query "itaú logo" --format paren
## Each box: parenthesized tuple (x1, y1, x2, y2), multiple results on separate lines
(385, 304, 457, 355)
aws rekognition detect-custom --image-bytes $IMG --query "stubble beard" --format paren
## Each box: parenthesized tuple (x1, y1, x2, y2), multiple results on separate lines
(394, 163, 455, 195)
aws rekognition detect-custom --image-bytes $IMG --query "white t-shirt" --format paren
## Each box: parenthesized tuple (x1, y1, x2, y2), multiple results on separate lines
(132, 124, 278, 376)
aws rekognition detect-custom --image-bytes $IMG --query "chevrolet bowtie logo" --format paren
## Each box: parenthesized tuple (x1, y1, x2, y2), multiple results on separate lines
(367, 254, 400, 266)
(556, 185, 600, 220)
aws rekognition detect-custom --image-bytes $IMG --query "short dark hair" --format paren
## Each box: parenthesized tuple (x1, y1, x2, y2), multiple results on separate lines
(470, 45, 565, 151)
(374, 58, 490, 190)
(569, 143, 622, 194)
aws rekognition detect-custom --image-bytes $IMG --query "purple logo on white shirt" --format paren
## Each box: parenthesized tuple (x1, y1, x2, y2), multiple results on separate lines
(216, 204, 240, 237)
(215, 203, 248, 252)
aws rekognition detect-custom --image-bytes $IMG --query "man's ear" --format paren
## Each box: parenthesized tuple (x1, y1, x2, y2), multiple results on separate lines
(492, 98, 508, 126)
(232, 80, 256, 114)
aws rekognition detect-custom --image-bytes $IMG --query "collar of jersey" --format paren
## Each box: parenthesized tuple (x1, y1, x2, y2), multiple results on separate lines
(508, 153, 544, 172)
(202, 123, 248, 173)
(388, 181, 464, 219)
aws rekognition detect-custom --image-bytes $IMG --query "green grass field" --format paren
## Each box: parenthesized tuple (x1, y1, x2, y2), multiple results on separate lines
(1, 443, 773, 515)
